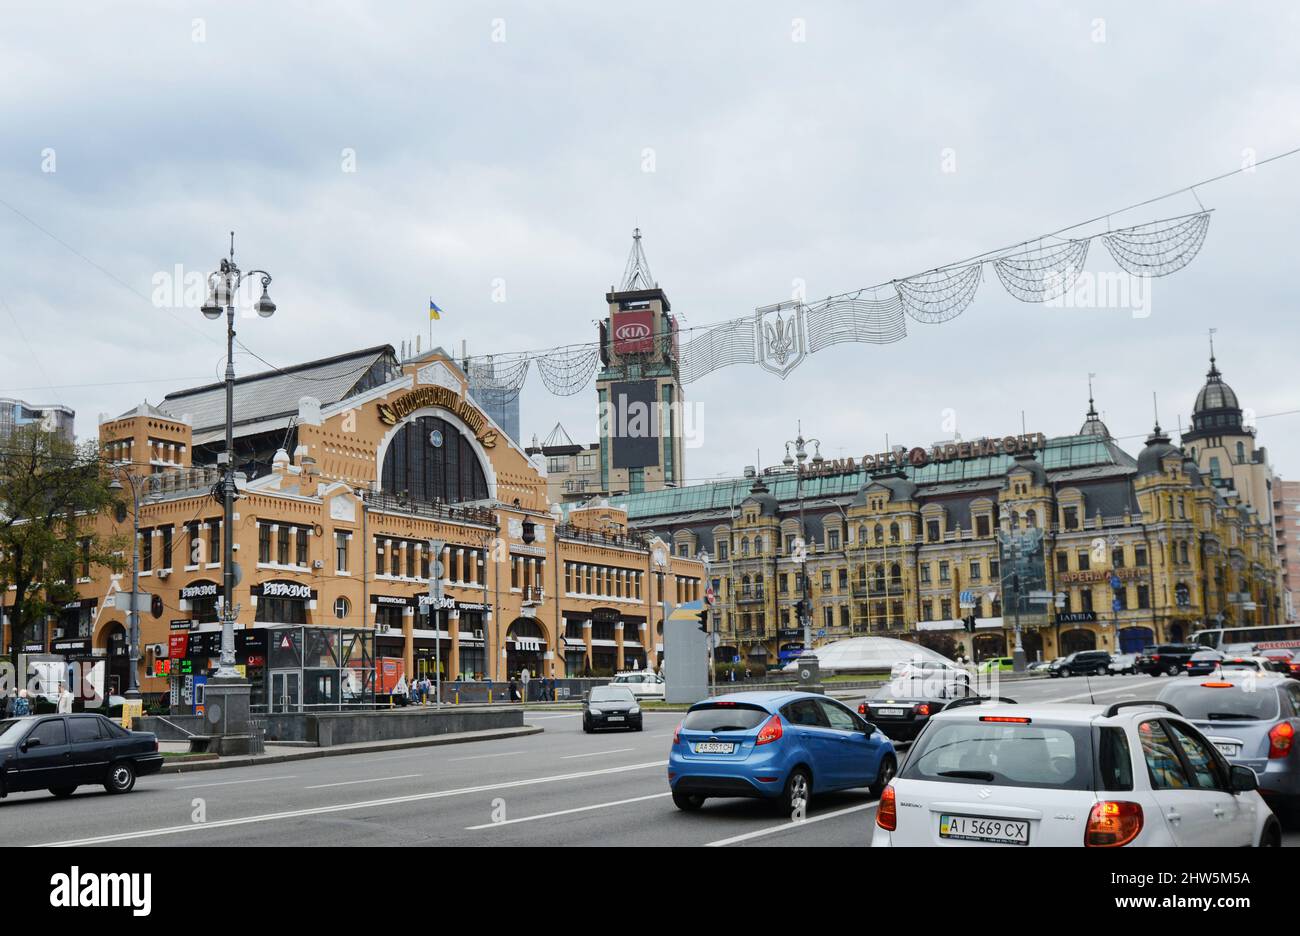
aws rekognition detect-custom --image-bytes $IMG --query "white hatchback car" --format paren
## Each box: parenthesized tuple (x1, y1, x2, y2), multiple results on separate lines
(874, 700, 1280, 847)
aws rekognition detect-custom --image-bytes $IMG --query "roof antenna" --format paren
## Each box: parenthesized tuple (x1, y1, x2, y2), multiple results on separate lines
(1152, 391, 1161, 432)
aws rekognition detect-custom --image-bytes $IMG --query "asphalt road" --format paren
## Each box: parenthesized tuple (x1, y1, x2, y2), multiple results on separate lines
(4, 674, 1296, 847)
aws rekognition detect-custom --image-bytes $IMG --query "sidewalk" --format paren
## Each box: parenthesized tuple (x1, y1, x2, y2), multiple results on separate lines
(157, 724, 542, 774)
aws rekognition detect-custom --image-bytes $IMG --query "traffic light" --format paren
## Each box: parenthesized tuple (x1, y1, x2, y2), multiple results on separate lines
(697, 608, 710, 634)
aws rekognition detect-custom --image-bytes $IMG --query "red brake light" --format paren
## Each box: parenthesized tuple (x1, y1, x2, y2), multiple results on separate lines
(1269, 722, 1295, 759)
(713, 701, 736, 706)
(857, 703, 868, 715)
(1151, 654, 1160, 661)
(876, 784, 897, 831)
(673, 722, 681, 745)
(1201, 682, 1234, 688)
(980, 716, 1031, 723)
(755, 714, 784, 746)
(915, 703, 931, 717)
(1086, 801, 1143, 847)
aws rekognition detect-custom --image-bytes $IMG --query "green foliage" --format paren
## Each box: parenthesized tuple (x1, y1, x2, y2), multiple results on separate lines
(0, 426, 122, 668)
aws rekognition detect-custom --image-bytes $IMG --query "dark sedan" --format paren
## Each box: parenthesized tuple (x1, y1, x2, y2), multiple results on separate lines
(857, 675, 973, 742)
(1185, 649, 1226, 677)
(0, 713, 162, 800)
(583, 686, 643, 733)
(1135, 643, 1201, 677)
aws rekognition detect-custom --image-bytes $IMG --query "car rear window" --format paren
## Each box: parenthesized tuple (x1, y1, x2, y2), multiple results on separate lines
(1158, 683, 1281, 721)
(682, 703, 769, 732)
(590, 687, 635, 703)
(900, 720, 1093, 790)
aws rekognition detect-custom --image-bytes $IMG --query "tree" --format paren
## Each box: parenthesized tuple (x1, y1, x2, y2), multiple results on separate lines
(0, 426, 121, 675)
(915, 630, 962, 662)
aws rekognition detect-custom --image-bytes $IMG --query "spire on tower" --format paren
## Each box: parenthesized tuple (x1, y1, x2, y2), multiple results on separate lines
(620, 227, 656, 291)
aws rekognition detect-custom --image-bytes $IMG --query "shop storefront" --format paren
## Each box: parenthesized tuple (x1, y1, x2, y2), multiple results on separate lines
(253, 580, 315, 625)
(506, 618, 547, 678)
(164, 627, 268, 715)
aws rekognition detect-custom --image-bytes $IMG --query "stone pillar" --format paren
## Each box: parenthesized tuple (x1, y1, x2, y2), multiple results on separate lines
(615, 621, 625, 671)
(448, 609, 460, 682)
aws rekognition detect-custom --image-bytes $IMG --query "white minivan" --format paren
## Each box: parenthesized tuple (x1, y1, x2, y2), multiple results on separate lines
(874, 700, 1279, 847)
(610, 671, 665, 700)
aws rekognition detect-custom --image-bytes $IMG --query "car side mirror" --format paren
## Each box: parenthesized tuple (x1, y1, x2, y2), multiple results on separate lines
(23, 737, 39, 750)
(861, 721, 878, 736)
(1229, 764, 1258, 794)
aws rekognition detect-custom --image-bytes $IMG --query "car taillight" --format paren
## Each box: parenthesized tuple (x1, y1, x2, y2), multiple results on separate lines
(876, 784, 897, 831)
(755, 714, 783, 746)
(1269, 722, 1295, 759)
(673, 722, 681, 745)
(857, 703, 868, 716)
(1151, 654, 1160, 661)
(915, 703, 931, 717)
(1086, 801, 1143, 847)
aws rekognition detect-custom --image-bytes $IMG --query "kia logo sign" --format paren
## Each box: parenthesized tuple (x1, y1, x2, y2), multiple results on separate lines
(615, 322, 649, 339)
(612, 311, 654, 353)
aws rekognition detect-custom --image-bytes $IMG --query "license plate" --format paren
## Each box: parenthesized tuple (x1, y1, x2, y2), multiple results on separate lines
(1214, 743, 1241, 757)
(877, 708, 907, 717)
(939, 814, 1030, 845)
(607, 715, 624, 722)
(694, 742, 735, 754)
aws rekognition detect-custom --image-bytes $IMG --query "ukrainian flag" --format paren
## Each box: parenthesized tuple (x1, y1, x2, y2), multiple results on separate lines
(429, 298, 443, 321)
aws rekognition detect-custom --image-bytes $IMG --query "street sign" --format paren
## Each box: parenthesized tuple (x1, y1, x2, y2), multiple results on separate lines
(111, 591, 151, 612)
(1109, 575, 1122, 590)
(705, 586, 716, 606)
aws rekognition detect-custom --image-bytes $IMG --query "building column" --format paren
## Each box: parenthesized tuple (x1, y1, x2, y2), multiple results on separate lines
(583, 619, 593, 674)
(447, 610, 460, 681)
(402, 606, 414, 681)
(615, 621, 625, 671)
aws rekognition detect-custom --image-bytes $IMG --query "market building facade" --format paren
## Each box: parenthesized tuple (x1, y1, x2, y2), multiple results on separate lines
(4, 348, 702, 708)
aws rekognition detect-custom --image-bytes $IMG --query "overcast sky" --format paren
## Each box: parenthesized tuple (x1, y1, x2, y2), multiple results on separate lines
(2, 1, 1298, 484)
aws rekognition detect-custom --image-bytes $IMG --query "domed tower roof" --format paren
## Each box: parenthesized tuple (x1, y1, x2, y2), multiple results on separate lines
(1137, 422, 1181, 477)
(1078, 376, 1111, 439)
(1184, 342, 1244, 441)
(741, 474, 779, 517)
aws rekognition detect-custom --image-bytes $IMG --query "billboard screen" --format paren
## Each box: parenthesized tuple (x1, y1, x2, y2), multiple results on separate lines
(612, 310, 654, 354)
(608, 380, 660, 469)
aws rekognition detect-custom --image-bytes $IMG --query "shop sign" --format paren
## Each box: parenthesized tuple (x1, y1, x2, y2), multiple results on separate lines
(1057, 568, 1144, 586)
(377, 385, 498, 448)
(254, 582, 315, 600)
(1056, 611, 1097, 624)
(180, 583, 218, 601)
(795, 431, 1048, 479)
(51, 638, 90, 654)
(373, 594, 415, 608)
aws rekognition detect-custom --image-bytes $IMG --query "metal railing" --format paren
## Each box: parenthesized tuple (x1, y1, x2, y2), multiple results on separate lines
(554, 523, 649, 550)
(364, 491, 498, 526)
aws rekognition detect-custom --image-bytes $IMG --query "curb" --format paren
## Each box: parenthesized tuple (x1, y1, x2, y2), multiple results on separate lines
(159, 725, 543, 774)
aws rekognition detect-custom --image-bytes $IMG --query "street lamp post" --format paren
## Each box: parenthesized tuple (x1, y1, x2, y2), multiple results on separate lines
(783, 425, 822, 655)
(198, 233, 276, 752)
(998, 531, 1027, 672)
(107, 468, 147, 700)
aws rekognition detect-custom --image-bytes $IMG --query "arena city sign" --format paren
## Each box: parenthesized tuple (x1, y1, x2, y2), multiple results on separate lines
(797, 432, 1048, 479)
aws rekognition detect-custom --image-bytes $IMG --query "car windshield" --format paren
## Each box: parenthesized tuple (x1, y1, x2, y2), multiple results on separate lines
(1158, 683, 1281, 721)
(682, 703, 769, 733)
(874, 675, 966, 700)
(1191, 651, 1221, 661)
(590, 687, 635, 704)
(0, 719, 30, 746)
(900, 720, 1092, 790)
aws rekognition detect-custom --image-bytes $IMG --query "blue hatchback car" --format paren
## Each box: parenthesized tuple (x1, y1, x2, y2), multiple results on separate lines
(668, 691, 897, 813)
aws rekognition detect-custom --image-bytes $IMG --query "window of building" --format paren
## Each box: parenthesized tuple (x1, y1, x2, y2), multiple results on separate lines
(141, 530, 152, 573)
(989, 557, 1000, 580)
(277, 526, 291, 565)
(1056, 551, 1068, 573)
(969, 560, 981, 582)
(926, 519, 941, 543)
(1209, 457, 1221, 478)
(1137, 585, 1150, 610)
(940, 598, 952, 620)
(297, 527, 308, 567)
(1077, 551, 1091, 571)
(920, 564, 931, 584)
(1081, 589, 1094, 613)
(975, 515, 990, 538)
(1134, 546, 1148, 567)
(335, 532, 349, 572)
(938, 561, 950, 583)
(160, 526, 173, 570)
(822, 570, 831, 590)
(827, 529, 840, 550)
(334, 596, 350, 620)
(1063, 506, 1079, 531)
(259, 524, 272, 563)
(838, 568, 848, 589)
(921, 600, 933, 622)
(209, 521, 221, 564)
(1111, 547, 1125, 569)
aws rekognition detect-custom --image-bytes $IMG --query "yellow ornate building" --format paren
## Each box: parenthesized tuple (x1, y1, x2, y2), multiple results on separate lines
(5, 347, 702, 705)
(623, 381, 1281, 669)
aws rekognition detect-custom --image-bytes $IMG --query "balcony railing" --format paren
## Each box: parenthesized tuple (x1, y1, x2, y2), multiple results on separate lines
(555, 523, 649, 551)
(364, 490, 498, 527)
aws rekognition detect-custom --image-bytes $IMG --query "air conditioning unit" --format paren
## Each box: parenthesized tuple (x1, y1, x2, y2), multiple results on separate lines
(157, 569, 170, 580)
(53, 628, 65, 639)
(473, 629, 484, 640)
(150, 643, 166, 657)
(312, 560, 324, 569)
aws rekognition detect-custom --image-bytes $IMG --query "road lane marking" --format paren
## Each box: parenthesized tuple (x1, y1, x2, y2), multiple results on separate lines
(1042, 681, 1156, 703)
(34, 760, 668, 847)
(447, 750, 525, 762)
(304, 774, 421, 790)
(174, 776, 297, 791)
(526, 714, 581, 721)
(560, 748, 635, 759)
(466, 792, 672, 829)
(704, 801, 879, 847)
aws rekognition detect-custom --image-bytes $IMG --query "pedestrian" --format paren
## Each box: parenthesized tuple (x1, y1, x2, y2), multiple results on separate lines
(57, 682, 74, 714)
(393, 674, 409, 707)
(13, 689, 31, 717)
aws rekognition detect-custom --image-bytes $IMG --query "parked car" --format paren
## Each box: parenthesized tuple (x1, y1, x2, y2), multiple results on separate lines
(1158, 675, 1300, 822)
(1216, 656, 1283, 676)
(1026, 660, 1054, 673)
(1048, 650, 1110, 678)
(890, 659, 971, 689)
(857, 676, 976, 742)
(977, 657, 1015, 674)
(669, 691, 896, 813)
(1285, 651, 1300, 681)
(610, 671, 665, 700)
(1135, 643, 1201, 677)
(873, 700, 1278, 846)
(1108, 653, 1138, 675)
(0, 713, 162, 799)
(582, 686, 643, 733)
(1185, 649, 1226, 677)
